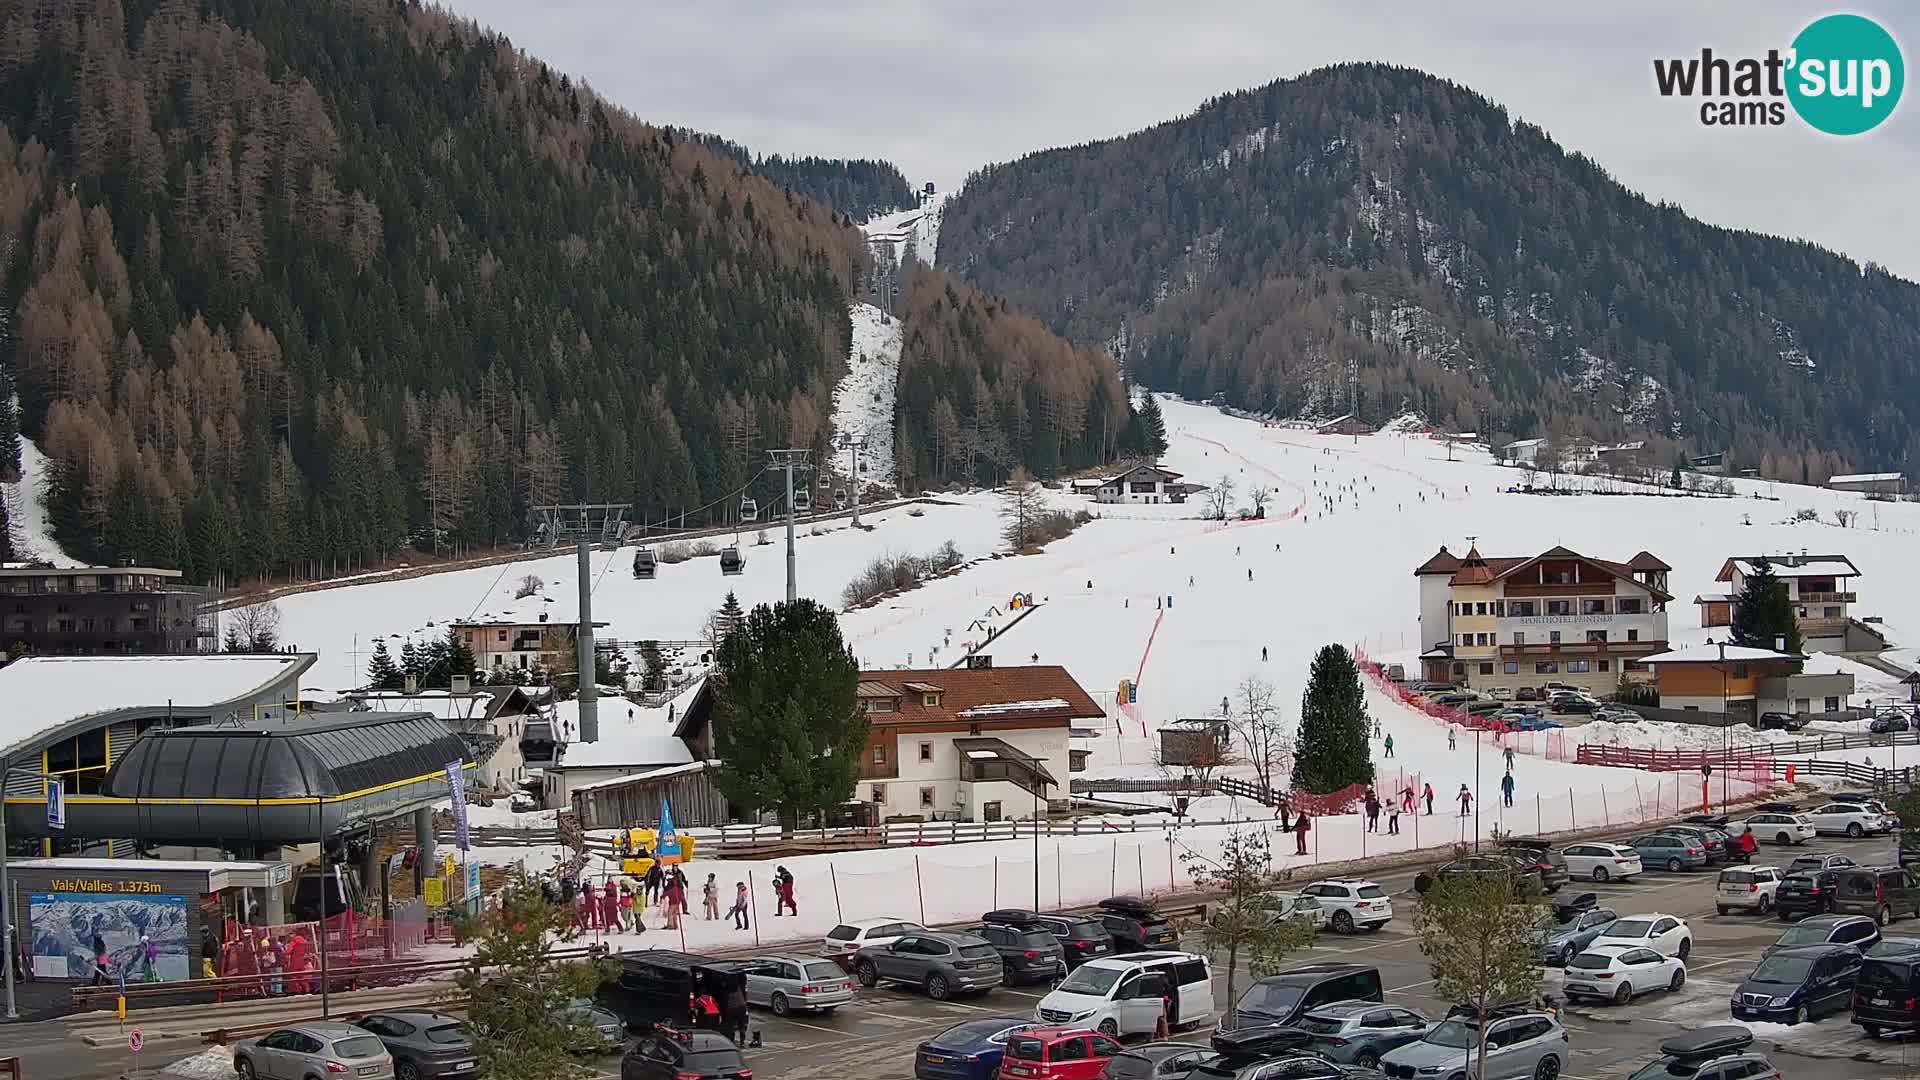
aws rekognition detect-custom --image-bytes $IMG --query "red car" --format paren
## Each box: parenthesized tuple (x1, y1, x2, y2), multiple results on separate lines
(996, 1027, 1120, 1080)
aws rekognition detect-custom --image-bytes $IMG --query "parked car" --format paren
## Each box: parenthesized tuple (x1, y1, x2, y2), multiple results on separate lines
(914, 1017, 1041, 1080)
(1854, 950, 1920, 1037)
(1186, 1026, 1381, 1080)
(824, 918, 926, 960)
(1226, 963, 1382, 1030)
(1019, 913, 1117, 969)
(741, 955, 856, 1015)
(1870, 713, 1912, 734)
(1095, 1043, 1213, 1080)
(1300, 880, 1393, 933)
(1515, 687, 1539, 701)
(1416, 853, 1548, 897)
(1716, 866, 1784, 915)
(971, 923, 1068, 985)
(1561, 944, 1687, 1005)
(1269, 891, 1330, 931)
(1549, 697, 1598, 715)
(554, 999, 627, 1052)
(1288, 1002, 1429, 1069)
(1494, 836, 1571, 892)
(1036, 953, 1215, 1035)
(619, 1028, 750, 1080)
(1808, 802, 1893, 838)
(1378, 1005, 1568, 1080)
(1765, 914, 1880, 956)
(1757, 711, 1808, 732)
(1742, 812, 1817, 847)
(1487, 687, 1513, 701)
(1592, 707, 1643, 723)
(354, 1011, 477, 1080)
(1776, 874, 1840, 921)
(1097, 897, 1178, 952)
(1832, 866, 1920, 925)
(1731, 944, 1861, 1025)
(996, 1027, 1121, 1080)
(235, 1023, 395, 1080)
(1533, 896, 1619, 965)
(855, 931, 1005, 1000)
(1626, 1027, 1780, 1080)
(1629, 832, 1709, 872)
(1868, 936, 1920, 958)
(1560, 842, 1643, 882)
(593, 952, 749, 1036)
(1663, 824, 1731, 864)
(1590, 913, 1693, 959)
(1788, 853, 1859, 877)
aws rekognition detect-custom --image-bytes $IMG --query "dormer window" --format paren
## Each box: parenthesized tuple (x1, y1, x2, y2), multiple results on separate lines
(924, 693, 941, 707)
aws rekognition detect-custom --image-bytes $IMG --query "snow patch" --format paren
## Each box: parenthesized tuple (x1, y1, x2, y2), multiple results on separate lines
(958, 698, 1071, 716)
(3, 432, 84, 567)
(862, 192, 946, 267)
(161, 1047, 238, 1080)
(831, 302, 902, 489)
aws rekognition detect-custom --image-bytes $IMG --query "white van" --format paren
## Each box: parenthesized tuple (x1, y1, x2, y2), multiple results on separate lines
(1034, 951, 1214, 1036)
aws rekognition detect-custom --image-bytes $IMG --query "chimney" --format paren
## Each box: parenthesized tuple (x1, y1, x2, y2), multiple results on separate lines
(404, 673, 418, 694)
(451, 674, 470, 694)
(576, 538, 599, 743)
(1775, 636, 1786, 653)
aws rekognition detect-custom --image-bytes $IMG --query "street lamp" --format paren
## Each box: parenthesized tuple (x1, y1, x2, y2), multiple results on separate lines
(1717, 640, 1728, 813)
(0, 758, 60, 1021)
(1473, 726, 1482, 851)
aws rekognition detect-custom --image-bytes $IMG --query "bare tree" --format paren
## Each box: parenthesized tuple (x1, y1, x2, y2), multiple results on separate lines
(1157, 723, 1238, 793)
(1227, 676, 1294, 799)
(513, 574, 544, 599)
(1203, 473, 1237, 520)
(1247, 485, 1272, 518)
(223, 600, 282, 653)
(1000, 466, 1046, 549)
(1834, 509, 1856, 528)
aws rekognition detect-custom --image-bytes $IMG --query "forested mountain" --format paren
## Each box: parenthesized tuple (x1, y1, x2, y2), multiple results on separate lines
(680, 131, 914, 221)
(941, 63, 1920, 478)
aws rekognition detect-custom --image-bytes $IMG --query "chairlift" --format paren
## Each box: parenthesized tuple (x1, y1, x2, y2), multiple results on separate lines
(817, 474, 831, 490)
(719, 545, 745, 576)
(793, 488, 812, 514)
(633, 547, 657, 580)
(740, 496, 759, 523)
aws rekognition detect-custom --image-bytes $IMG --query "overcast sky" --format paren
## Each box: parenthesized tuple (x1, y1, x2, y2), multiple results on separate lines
(443, 1, 1919, 281)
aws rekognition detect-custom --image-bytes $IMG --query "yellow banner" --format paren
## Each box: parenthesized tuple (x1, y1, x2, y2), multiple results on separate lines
(424, 877, 445, 907)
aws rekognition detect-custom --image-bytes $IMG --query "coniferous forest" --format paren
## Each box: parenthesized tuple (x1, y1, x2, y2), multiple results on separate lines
(940, 63, 1920, 478)
(679, 132, 915, 222)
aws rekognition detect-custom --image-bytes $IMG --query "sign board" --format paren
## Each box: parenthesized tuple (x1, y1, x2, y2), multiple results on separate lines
(265, 863, 293, 888)
(423, 877, 445, 907)
(128, 1028, 145, 1053)
(445, 760, 470, 851)
(656, 798, 682, 863)
(465, 861, 481, 899)
(46, 777, 64, 832)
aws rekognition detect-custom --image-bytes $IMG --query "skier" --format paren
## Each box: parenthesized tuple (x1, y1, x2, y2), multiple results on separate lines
(1448, 726, 1457, 750)
(1235, 546, 1241, 556)
(1501, 771, 1516, 808)
(1364, 789, 1380, 832)
(1457, 784, 1473, 818)
(1383, 733, 1395, 758)
(1189, 575, 1194, 586)
(1388, 802, 1401, 835)
(1261, 646, 1268, 662)
(1247, 568, 1254, 581)
(1401, 785, 1416, 814)
(1423, 782, 1436, 815)
(1372, 717, 1383, 738)
(730, 881, 750, 930)
(1504, 746, 1515, 770)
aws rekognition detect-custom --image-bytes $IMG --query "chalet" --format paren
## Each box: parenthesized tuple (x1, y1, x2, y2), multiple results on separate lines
(1688, 451, 1728, 475)
(1413, 544, 1671, 694)
(1495, 438, 1547, 467)
(1593, 441, 1647, 471)
(1096, 464, 1186, 505)
(453, 613, 609, 674)
(1904, 669, 1920, 704)
(1315, 415, 1375, 437)
(1827, 472, 1907, 496)
(1704, 553, 1863, 651)
(1641, 642, 1854, 721)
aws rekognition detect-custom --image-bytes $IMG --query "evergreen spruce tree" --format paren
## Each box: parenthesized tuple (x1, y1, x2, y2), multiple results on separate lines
(715, 591, 746, 640)
(445, 626, 477, 681)
(0, 488, 13, 562)
(400, 639, 426, 686)
(0, 372, 19, 483)
(1137, 393, 1169, 457)
(709, 599, 869, 828)
(366, 639, 403, 690)
(1294, 643, 1373, 793)
(1729, 556, 1803, 662)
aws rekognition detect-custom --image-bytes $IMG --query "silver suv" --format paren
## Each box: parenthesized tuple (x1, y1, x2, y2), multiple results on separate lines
(1379, 1006, 1567, 1080)
(235, 1023, 394, 1080)
(853, 930, 1005, 1000)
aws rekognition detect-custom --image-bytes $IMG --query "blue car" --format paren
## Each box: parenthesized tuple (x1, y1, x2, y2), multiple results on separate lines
(914, 1017, 1040, 1080)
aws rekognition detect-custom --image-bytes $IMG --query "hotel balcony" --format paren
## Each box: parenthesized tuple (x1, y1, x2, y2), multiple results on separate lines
(1794, 591, 1856, 605)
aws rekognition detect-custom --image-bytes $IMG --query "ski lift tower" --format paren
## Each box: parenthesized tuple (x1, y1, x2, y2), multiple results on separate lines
(766, 450, 814, 604)
(837, 432, 868, 528)
(532, 503, 630, 745)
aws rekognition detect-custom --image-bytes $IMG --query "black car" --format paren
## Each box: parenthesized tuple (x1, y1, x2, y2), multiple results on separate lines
(1186, 1027, 1376, 1080)
(1776, 857, 1857, 919)
(1871, 714, 1913, 734)
(1765, 914, 1880, 956)
(1415, 854, 1549, 897)
(1097, 1042, 1214, 1080)
(1757, 711, 1807, 732)
(1495, 837, 1571, 893)
(1227, 964, 1383, 1030)
(1025, 913, 1116, 968)
(967, 923, 1066, 985)
(1098, 896, 1177, 952)
(1626, 1026, 1777, 1080)
(597, 951, 754, 1032)
(1731, 944, 1861, 1025)
(1854, 950, 1920, 1037)
(620, 1029, 750, 1080)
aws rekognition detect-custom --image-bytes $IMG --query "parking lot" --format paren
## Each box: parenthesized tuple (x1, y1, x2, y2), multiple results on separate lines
(563, 832, 1920, 1080)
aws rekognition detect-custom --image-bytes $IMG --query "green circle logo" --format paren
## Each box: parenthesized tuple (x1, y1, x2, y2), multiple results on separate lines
(1787, 13, 1904, 135)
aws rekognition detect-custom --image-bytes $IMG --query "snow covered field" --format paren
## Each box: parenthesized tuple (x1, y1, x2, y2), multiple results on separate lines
(828, 303, 903, 485)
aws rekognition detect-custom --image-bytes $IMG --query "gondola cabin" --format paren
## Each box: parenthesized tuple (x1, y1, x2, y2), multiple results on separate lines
(719, 545, 744, 576)
(632, 547, 657, 580)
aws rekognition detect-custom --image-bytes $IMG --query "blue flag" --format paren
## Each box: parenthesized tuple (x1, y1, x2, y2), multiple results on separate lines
(656, 798, 681, 862)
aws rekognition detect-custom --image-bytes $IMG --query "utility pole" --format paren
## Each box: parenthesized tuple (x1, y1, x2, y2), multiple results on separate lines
(533, 503, 629, 744)
(839, 434, 867, 528)
(767, 450, 815, 605)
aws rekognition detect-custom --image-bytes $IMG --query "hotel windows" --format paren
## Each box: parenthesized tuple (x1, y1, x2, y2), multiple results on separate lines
(1535, 660, 1559, 674)
(1476, 603, 1488, 615)
(1586, 630, 1608, 643)
(1504, 662, 1520, 675)
(1627, 629, 1639, 642)
(1549, 631, 1562, 644)
(1547, 600, 1572, 616)
(1567, 660, 1591, 673)
(1479, 663, 1494, 675)
(1617, 598, 1643, 614)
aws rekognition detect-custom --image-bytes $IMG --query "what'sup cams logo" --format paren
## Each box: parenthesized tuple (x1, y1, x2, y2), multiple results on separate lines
(1654, 13, 1904, 134)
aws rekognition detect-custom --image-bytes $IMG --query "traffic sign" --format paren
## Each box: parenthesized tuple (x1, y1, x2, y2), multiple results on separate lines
(128, 1028, 145, 1052)
(46, 777, 64, 831)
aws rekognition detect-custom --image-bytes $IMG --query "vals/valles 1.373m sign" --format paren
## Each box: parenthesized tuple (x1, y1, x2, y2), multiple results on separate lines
(1653, 13, 1904, 134)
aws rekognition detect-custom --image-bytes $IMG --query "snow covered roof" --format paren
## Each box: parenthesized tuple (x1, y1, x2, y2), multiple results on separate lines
(551, 686, 697, 770)
(1719, 555, 1860, 581)
(1692, 594, 1735, 604)
(1640, 644, 1803, 665)
(570, 761, 707, 792)
(1829, 472, 1905, 484)
(847, 666, 1102, 728)
(958, 698, 1071, 717)
(0, 653, 315, 758)
(1502, 438, 1548, 449)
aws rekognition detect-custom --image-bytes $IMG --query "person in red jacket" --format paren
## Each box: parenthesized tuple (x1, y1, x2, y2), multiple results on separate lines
(285, 930, 312, 995)
(1737, 826, 1759, 861)
(1294, 813, 1311, 855)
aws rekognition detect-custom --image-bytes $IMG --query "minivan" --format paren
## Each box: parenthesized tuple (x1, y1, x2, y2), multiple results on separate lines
(1854, 953, 1920, 1037)
(1832, 867, 1920, 926)
(1034, 952, 1214, 1036)
(1222, 963, 1382, 1030)
(1731, 944, 1860, 1025)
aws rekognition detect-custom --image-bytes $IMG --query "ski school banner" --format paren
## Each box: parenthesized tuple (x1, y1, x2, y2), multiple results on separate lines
(655, 797, 682, 863)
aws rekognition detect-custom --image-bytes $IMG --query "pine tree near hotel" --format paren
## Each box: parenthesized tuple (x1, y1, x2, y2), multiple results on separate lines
(1293, 644, 1373, 793)
(1729, 556, 1804, 663)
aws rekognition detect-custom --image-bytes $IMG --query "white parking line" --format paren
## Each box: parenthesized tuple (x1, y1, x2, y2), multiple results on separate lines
(768, 1017, 852, 1035)
(1385, 978, 1433, 994)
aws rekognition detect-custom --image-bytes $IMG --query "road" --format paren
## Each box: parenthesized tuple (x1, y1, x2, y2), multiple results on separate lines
(9, 835, 1917, 1079)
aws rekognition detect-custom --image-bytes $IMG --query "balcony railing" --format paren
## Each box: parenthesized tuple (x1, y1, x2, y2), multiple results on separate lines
(1796, 591, 1856, 604)
(965, 760, 1048, 797)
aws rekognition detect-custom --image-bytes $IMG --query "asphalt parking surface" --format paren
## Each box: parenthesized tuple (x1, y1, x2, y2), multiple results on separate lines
(566, 832, 1920, 1080)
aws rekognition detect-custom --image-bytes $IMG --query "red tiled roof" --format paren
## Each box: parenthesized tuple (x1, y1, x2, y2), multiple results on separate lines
(1413, 547, 1461, 575)
(857, 665, 1104, 728)
(1627, 551, 1672, 572)
(1442, 546, 1675, 602)
(1449, 546, 1495, 586)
